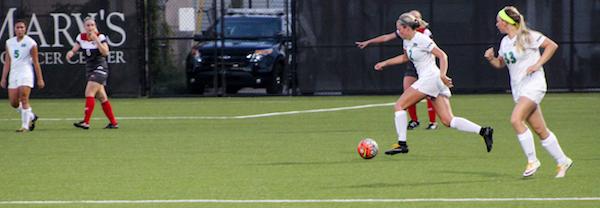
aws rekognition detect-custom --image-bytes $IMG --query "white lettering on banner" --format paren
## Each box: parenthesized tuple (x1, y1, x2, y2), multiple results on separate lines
(28, 14, 50, 47)
(0, 7, 130, 67)
(106, 12, 126, 46)
(0, 8, 16, 39)
(0, 51, 127, 65)
(50, 13, 74, 47)
(0, 8, 127, 48)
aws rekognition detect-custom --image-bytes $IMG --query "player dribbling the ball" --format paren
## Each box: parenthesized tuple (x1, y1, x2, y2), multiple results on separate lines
(372, 13, 494, 155)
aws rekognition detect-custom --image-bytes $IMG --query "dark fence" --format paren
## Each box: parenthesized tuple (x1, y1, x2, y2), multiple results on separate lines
(294, 0, 600, 94)
(0, 0, 145, 98)
(1, 0, 598, 97)
(147, 0, 292, 96)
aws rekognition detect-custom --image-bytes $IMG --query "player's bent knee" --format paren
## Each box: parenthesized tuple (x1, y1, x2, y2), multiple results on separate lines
(510, 117, 522, 127)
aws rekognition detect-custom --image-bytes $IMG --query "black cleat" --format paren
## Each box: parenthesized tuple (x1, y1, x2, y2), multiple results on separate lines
(104, 123, 119, 129)
(384, 144, 409, 155)
(73, 121, 90, 130)
(479, 127, 494, 152)
(407, 120, 420, 130)
(425, 123, 438, 130)
(29, 114, 39, 131)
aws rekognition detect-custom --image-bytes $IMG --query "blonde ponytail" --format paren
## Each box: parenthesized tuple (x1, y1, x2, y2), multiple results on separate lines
(514, 14, 531, 53)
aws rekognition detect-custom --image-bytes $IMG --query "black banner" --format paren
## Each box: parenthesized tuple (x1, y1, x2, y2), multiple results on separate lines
(0, 0, 143, 98)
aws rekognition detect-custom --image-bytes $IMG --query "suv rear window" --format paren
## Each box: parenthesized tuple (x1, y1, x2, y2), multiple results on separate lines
(217, 17, 281, 37)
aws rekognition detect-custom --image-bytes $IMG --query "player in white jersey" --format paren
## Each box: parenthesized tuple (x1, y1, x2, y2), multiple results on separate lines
(372, 13, 494, 155)
(0, 19, 45, 132)
(484, 6, 572, 178)
(356, 10, 438, 130)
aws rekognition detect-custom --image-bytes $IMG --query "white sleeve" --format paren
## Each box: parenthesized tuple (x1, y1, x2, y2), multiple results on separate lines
(423, 37, 436, 52)
(530, 31, 546, 48)
(423, 29, 432, 38)
(498, 37, 506, 55)
(76, 34, 82, 44)
(29, 38, 37, 47)
(402, 39, 408, 50)
(99, 34, 107, 43)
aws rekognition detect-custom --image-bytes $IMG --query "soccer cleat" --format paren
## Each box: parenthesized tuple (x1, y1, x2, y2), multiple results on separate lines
(425, 123, 437, 130)
(384, 143, 409, 155)
(29, 114, 39, 131)
(73, 121, 90, 130)
(407, 120, 420, 130)
(15, 128, 29, 133)
(555, 158, 573, 178)
(479, 127, 494, 152)
(104, 123, 119, 129)
(523, 160, 541, 177)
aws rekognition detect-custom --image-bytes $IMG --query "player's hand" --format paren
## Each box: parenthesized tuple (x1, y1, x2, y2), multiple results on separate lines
(374, 62, 386, 71)
(355, 41, 369, 49)
(526, 63, 541, 75)
(36, 79, 45, 89)
(88, 31, 98, 41)
(66, 51, 75, 60)
(484, 47, 495, 60)
(441, 75, 453, 88)
(0, 79, 6, 89)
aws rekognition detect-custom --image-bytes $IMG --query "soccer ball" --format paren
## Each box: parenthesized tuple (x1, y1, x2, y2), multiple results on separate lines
(357, 138, 378, 159)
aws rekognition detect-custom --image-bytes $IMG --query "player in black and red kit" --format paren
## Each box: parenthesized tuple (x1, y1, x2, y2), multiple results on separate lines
(66, 17, 118, 129)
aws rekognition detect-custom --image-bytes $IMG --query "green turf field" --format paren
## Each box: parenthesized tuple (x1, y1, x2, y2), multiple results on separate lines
(0, 93, 599, 207)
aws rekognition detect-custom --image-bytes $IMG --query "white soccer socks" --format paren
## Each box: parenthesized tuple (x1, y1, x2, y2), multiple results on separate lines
(450, 117, 481, 134)
(394, 110, 408, 142)
(541, 131, 569, 165)
(20, 108, 33, 129)
(518, 128, 538, 163)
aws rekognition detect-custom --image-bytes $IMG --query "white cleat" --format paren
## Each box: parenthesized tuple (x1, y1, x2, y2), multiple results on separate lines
(555, 158, 573, 178)
(523, 160, 541, 177)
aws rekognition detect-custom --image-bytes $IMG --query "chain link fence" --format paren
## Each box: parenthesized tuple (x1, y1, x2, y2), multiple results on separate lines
(148, 0, 292, 96)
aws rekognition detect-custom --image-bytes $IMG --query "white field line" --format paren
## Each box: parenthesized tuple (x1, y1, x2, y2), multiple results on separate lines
(0, 102, 395, 122)
(1, 198, 600, 205)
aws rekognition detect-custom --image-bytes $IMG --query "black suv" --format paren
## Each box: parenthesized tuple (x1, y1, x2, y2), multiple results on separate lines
(186, 9, 290, 94)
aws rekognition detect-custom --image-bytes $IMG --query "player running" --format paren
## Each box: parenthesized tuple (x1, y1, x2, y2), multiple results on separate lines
(356, 10, 438, 130)
(66, 17, 118, 129)
(1, 19, 45, 132)
(484, 6, 573, 178)
(373, 13, 494, 155)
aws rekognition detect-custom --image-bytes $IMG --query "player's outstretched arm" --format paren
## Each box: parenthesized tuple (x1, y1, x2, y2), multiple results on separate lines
(374, 53, 408, 71)
(356, 32, 397, 49)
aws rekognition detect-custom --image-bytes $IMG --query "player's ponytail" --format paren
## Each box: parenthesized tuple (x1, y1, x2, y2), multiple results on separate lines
(504, 6, 531, 53)
(398, 13, 420, 30)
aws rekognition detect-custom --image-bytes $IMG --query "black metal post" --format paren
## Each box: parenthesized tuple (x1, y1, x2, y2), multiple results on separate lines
(219, 0, 226, 96)
(290, 0, 298, 95)
(211, 0, 219, 95)
(569, 0, 574, 92)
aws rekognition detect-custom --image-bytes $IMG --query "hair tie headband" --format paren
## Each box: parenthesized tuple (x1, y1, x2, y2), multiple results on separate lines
(498, 9, 517, 25)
